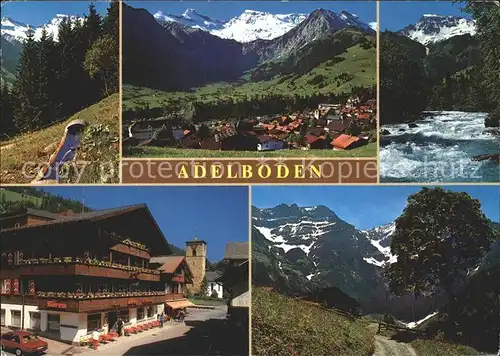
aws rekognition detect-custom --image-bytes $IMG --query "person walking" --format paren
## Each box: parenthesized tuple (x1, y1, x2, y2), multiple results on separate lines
(116, 318, 124, 337)
(159, 313, 164, 328)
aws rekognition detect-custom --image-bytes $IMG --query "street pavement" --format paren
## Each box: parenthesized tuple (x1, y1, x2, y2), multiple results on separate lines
(1, 306, 248, 356)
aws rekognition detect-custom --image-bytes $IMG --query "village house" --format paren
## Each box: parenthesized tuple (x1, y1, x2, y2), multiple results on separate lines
(257, 135, 285, 151)
(205, 271, 223, 299)
(0, 205, 192, 345)
(331, 134, 368, 150)
(217, 242, 248, 327)
(304, 135, 328, 149)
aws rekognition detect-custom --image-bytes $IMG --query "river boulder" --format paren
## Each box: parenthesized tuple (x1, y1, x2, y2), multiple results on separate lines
(485, 115, 499, 128)
(380, 129, 391, 135)
(408, 123, 419, 128)
(472, 154, 500, 164)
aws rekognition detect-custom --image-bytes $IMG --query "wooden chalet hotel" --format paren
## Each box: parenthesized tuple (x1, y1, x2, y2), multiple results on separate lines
(0, 205, 194, 344)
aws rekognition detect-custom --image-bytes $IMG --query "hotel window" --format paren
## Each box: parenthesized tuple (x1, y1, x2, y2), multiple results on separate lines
(1, 280, 8, 294)
(48, 314, 60, 331)
(137, 308, 145, 320)
(147, 307, 154, 318)
(11, 310, 21, 327)
(14, 223, 21, 228)
(117, 309, 130, 323)
(1, 309, 5, 326)
(87, 314, 101, 331)
(30, 312, 41, 330)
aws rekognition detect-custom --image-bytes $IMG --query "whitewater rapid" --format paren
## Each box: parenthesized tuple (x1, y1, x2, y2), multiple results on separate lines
(380, 111, 499, 182)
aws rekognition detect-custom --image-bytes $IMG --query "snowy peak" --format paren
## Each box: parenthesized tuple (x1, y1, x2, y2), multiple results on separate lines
(305, 9, 375, 35)
(154, 9, 225, 31)
(1, 16, 30, 43)
(1, 14, 83, 43)
(399, 14, 476, 45)
(211, 9, 306, 42)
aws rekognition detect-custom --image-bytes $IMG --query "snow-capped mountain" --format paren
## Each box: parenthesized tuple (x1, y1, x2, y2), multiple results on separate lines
(399, 14, 476, 45)
(253, 204, 398, 269)
(155, 8, 373, 43)
(154, 9, 225, 32)
(1, 14, 83, 43)
(211, 10, 307, 42)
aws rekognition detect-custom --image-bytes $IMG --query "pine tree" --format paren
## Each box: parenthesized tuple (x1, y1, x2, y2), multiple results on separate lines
(83, 2, 102, 48)
(0, 83, 17, 137)
(36, 29, 58, 125)
(12, 28, 40, 131)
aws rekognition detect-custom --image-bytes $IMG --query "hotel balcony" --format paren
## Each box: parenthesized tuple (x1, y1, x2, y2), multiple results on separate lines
(0, 292, 186, 313)
(1, 259, 161, 282)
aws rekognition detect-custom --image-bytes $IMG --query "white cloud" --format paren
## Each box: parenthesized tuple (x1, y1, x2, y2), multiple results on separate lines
(369, 22, 378, 30)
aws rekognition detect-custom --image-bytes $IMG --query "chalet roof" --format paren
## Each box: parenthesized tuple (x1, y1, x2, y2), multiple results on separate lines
(356, 113, 371, 120)
(304, 135, 324, 145)
(327, 120, 347, 132)
(257, 135, 275, 143)
(26, 208, 62, 220)
(152, 256, 190, 274)
(1, 204, 172, 255)
(205, 271, 221, 282)
(332, 134, 360, 149)
(1, 204, 146, 232)
(224, 242, 248, 260)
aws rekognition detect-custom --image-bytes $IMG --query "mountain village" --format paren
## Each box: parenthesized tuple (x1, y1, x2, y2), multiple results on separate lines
(123, 96, 376, 152)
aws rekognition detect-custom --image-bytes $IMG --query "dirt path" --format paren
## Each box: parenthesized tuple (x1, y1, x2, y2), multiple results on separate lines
(369, 323, 417, 356)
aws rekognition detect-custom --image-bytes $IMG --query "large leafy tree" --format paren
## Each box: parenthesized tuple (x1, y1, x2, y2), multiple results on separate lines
(387, 187, 495, 302)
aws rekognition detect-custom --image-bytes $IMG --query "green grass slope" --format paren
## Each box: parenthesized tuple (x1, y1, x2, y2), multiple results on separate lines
(411, 339, 485, 356)
(252, 287, 374, 356)
(0, 94, 120, 184)
(123, 44, 375, 115)
(0, 189, 43, 208)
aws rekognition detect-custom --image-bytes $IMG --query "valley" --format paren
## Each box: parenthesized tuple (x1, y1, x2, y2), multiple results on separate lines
(122, 2, 377, 157)
(379, 3, 500, 183)
(251, 186, 500, 355)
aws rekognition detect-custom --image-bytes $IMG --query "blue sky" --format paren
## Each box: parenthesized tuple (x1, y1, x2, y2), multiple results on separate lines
(38, 187, 249, 262)
(128, 1, 376, 25)
(381, 1, 471, 31)
(252, 186, 500, 230)
(1, 1, 109, 26)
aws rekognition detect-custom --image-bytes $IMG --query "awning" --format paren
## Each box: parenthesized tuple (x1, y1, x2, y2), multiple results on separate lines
(165, 300, 194, 309)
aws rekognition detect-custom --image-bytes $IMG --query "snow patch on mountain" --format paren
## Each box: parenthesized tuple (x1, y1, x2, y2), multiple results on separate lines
(404, 311, 439, 329)
(399, 14, 476, 45)
(363, 221, 398, 267)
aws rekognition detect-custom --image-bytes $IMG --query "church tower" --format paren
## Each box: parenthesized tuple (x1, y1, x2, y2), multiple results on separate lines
(185, 238, 207, 294)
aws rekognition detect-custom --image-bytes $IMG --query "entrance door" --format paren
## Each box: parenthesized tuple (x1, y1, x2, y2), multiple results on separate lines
(107, 312, 117, 330)
(48, 314, 60, 331)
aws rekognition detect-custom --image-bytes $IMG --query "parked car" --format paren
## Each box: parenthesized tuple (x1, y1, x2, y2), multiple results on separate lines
(0, 331, 48, 355)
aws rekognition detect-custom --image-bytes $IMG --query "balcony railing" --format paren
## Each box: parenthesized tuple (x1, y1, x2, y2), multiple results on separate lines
(36, 292, 186, 313)
(15, 259, 161, 282)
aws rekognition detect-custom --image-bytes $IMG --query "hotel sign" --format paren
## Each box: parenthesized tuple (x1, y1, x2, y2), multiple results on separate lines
(46, 300, 67, 309)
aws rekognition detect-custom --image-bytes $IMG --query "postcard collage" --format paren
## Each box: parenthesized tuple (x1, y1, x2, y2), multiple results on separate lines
(0, 0, 499, 355)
